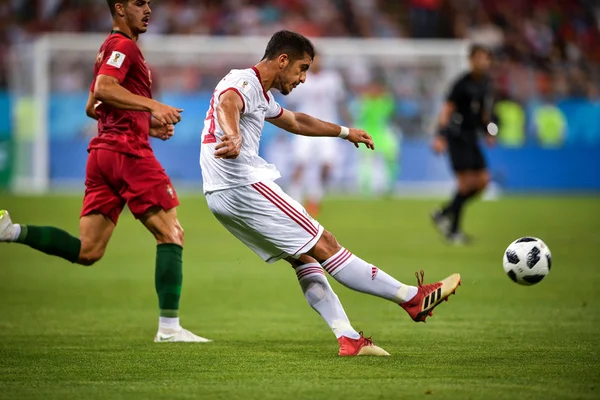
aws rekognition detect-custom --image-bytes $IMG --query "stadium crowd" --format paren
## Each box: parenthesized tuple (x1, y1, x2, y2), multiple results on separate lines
(1, 0, 599, 145)
(1, 0, 599, 96)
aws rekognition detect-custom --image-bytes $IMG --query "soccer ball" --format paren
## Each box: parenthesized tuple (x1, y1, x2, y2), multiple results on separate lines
(503, 237, 552, 286)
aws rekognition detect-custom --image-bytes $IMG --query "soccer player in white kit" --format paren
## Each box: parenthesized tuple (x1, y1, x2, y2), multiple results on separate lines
(200, 31, 461, 356)
(285, 54, 349, 216)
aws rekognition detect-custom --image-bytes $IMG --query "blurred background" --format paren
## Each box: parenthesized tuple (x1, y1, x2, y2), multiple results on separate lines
(0, 0, 599, 195)
(2, 3, 599, 397)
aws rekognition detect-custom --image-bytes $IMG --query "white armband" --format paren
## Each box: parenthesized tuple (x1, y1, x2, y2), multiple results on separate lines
(338, 126, 350, 139)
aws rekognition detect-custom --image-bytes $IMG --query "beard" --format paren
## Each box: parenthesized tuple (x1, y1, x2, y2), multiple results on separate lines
(274, 74, 291, 95)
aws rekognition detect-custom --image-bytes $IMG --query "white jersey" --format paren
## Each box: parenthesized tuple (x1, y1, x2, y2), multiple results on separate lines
(200, 68, 284, 193)
(285, 70, 345, 123)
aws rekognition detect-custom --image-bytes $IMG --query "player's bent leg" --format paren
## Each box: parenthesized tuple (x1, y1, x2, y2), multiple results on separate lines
(78, 213, 116, 266)
(438, 171, 478, 244)
(306, 230, 460, 323)
(141, 208, 184, 318)
(289, 254, 357, 339)
(474, 168, 490, 194)
(287, 255, 389, 356)
(432, 171, 468, 237)
(0, 210, 83, 264)
(308, 231, 416, 303)
(445, 169, 487, 244)
(141, 207, 211, 343)
(141, 206, 184, 246)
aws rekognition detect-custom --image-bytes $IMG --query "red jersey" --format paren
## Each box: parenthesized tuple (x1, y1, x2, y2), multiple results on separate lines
(89, 31, 153, 157)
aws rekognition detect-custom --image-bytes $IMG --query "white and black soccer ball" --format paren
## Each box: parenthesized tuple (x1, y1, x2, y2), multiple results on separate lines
(503, 237, 552, 286)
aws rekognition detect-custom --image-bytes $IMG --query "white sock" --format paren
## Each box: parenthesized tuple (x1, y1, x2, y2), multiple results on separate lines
(159, 316, 180, 332)
(295, 263, 360, 339)
(322, 248, 418, 303)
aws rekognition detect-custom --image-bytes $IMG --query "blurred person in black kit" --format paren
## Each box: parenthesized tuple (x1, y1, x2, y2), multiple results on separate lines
(431, 44, 497, 245)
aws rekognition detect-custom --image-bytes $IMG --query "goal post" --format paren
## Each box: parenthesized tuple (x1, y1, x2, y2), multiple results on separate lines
(7, 33, 469, 194)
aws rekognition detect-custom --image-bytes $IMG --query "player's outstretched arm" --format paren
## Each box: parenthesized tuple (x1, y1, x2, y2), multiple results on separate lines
(268, 109, 374, 150)
(93, 75, 183, 125)
(433, 101, 455, 154)
(214, 91, 243, 159)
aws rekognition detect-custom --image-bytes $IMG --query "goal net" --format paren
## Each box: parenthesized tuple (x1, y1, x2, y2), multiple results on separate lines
(8, 34, 469, 194)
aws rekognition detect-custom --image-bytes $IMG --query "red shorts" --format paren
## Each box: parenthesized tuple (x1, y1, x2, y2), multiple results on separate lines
(81, 149, 179, 224)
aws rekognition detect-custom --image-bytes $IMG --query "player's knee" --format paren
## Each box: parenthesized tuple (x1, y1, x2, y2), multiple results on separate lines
(78, 247, 105, 266)
(155, 223, 184, 246)
(312, 230, 341, 259)
(456, 174, 470, 193)
(287, 255, 315, 268)
(479, 172, 490, 190)
(461, 173, 480, 193)
(321, 230, 340, 248)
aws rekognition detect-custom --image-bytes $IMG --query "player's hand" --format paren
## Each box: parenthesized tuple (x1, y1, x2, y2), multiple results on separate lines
(432, 136, 447, 154)
(485, 134, 497, 147)
(214, 134, 243, 159)
(150, 101, 183, 126)
(150, 122, 174, 141)
(347, 128, 375, 150)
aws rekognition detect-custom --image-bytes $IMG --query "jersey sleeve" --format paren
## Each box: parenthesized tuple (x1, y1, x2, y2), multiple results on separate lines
(265, 94, 283, 119)
(218, 75, 260, 115)
(446, 78, 463, 105)
(97, 39, 138, 83)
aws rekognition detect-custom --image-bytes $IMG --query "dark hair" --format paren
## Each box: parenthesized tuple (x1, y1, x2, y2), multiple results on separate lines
(106, 0, 127, 16)
(470, 44, 491, 58)
(262, 30, 315, 62)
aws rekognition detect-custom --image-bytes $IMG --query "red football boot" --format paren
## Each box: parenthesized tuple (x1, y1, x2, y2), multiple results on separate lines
(401, 270, 461, 322)
(338, 331, 390, 356)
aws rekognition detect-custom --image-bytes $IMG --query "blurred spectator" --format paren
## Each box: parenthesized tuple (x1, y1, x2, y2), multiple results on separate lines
(494, 91, 526, 147)
(354, 76, 399, 196)
(0, 0, 598, 146)
(467, 6, 504, 49)
(531, 97, 567, 148)
(1, 0, 598, 95)
(409, 0, 442, 38)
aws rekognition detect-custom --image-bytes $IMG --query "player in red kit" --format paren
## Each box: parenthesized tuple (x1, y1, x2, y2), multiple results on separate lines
(0, 0, 209, 343)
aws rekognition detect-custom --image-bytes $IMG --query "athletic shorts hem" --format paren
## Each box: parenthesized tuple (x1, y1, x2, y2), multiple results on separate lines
(81, 149, 179, 223)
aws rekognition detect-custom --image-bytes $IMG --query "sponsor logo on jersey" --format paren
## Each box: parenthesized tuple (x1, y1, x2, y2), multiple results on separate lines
(107, 51, 126, 68)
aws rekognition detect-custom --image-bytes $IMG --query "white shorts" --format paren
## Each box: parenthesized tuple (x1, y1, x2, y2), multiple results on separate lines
(205, 180, 324, 263)
(293, 135, 338, 166)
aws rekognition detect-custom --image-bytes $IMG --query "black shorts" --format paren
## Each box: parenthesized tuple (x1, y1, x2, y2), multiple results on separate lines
(447, 138, 487, 172)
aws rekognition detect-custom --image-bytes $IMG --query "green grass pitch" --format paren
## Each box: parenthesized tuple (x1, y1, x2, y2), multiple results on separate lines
(1, 194, 599, 399)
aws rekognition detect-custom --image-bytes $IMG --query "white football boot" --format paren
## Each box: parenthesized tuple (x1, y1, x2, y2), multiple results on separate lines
(0, 210, 17, 242)
(154, 327, 212, 343)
